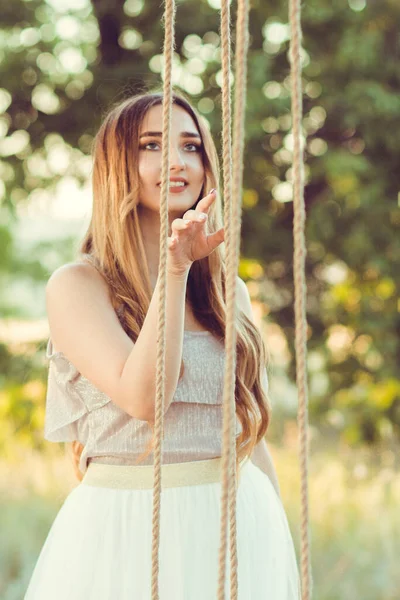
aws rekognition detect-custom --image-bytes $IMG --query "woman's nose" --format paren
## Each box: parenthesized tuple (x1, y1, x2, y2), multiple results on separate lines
(168, 146, 186, 168)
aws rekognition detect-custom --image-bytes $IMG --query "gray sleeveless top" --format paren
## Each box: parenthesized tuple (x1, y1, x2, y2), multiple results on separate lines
(44, 326, 268, 476)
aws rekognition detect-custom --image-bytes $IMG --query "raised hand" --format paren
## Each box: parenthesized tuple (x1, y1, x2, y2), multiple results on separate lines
(167, 189, 224, 275)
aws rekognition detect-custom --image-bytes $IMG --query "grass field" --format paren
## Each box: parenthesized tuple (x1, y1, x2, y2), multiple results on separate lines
(1, 432, 399, 600)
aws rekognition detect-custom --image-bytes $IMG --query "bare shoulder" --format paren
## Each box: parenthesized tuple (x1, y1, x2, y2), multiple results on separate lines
(45, 260, 134, 407)
(46, 260, 109, 302)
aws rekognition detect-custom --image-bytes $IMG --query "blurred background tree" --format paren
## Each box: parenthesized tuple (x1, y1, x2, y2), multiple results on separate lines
(1, 2, 400, 599)
(0, 0, 399, 457)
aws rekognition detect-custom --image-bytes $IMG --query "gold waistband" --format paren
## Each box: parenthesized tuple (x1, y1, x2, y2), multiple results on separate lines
(81, 456, 249, 490)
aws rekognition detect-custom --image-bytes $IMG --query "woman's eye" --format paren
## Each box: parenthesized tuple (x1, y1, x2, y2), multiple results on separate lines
(140, 142, 201, 152)
(138, 142, 158, 151)
(186, 143, 202, 152)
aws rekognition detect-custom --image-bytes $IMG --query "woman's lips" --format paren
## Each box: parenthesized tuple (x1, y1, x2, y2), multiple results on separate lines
(158, 183, 188, 193)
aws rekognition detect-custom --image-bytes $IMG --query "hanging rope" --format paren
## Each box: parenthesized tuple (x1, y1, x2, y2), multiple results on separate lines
(218, 0, 236, 588)
(288, 0, 313, 598)
(151, 0, 176, 597)
(152, 1, 312, 599)
(218, 0, 249, 599)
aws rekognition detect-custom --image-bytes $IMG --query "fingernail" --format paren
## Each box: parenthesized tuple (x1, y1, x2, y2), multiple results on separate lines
(209, 188, 216, 195)
(199, 213, 207, 220)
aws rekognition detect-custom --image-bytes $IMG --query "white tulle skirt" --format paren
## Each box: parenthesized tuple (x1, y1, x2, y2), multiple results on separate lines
(24, 457, 301, 599)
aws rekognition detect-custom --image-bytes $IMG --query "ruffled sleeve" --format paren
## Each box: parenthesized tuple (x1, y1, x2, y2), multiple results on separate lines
(44, 338, 88, 442)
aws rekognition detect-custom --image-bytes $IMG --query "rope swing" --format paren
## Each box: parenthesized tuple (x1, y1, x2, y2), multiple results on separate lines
(217, 0, 248, 598)
(288, 0, 312, 596)
(151, 0, 312, 598)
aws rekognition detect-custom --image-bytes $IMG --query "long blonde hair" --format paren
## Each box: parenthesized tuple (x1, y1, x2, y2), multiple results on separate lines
(69, 88, 271, 481)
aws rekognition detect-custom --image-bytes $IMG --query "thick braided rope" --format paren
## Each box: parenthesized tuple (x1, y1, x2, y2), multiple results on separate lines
(218, 0, 237, 598)
(218, 1, 250, 599)
(288, 0, 312, 598)
(151, 0, 176, 598)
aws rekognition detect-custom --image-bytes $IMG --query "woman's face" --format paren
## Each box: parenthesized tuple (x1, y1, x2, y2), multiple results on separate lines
(138, 104, 205, 217)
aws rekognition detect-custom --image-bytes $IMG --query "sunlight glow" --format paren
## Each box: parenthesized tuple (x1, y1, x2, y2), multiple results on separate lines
(0, 88, 12, 113)
(58, 47, 87, 73)
(119, 28, 143, 50)
(55, 16, 80, 40)
(45, 0, 89, 12)
(123, 0, 144, 17)
(263, 22, 290, 45)
(0, 131, 30, 157)
(31, 84, 60, 114)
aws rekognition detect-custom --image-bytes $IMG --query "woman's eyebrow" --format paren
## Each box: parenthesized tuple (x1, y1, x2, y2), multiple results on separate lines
(139, 131, 201, 139)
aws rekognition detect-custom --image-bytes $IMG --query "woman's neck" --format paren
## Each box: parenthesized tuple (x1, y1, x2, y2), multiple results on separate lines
(138, 205, 182, 286)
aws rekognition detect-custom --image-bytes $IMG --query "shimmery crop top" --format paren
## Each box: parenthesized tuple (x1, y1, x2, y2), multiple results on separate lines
(44, 328, 269, 476)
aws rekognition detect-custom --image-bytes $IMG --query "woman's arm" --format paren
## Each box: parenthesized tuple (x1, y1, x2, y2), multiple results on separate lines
(46, 192, 223, 424)
(250, 437, 281, 499)
(235, 276, 282, 500)
(46, 262, 189, 422)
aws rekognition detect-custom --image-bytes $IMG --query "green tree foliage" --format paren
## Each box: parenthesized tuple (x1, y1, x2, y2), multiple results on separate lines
(0, 0, 399, 448)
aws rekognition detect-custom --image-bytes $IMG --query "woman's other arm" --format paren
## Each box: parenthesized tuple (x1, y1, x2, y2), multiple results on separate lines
(249, 436, 281, 499)
(235, 276, 282, 499)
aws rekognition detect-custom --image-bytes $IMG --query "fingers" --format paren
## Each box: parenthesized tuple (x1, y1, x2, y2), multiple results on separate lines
(169, 189, 224, 258)
(181, 189, 217, 221)
(181, 209, 199, 221)
(171, 218, 191, 233)
(194, 188, 217, 215)
(171, 214, 207, 236)
(206, 227, 225, 252)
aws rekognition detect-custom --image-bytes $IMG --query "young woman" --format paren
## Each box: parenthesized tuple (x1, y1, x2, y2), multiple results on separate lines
(24, 90, 301, 599)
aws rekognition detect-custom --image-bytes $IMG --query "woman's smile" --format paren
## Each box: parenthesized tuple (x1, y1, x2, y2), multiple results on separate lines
(158, 183, 189, 193)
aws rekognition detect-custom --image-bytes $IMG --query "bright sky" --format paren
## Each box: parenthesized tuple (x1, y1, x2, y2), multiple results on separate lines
(16, 177, 92, 227)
